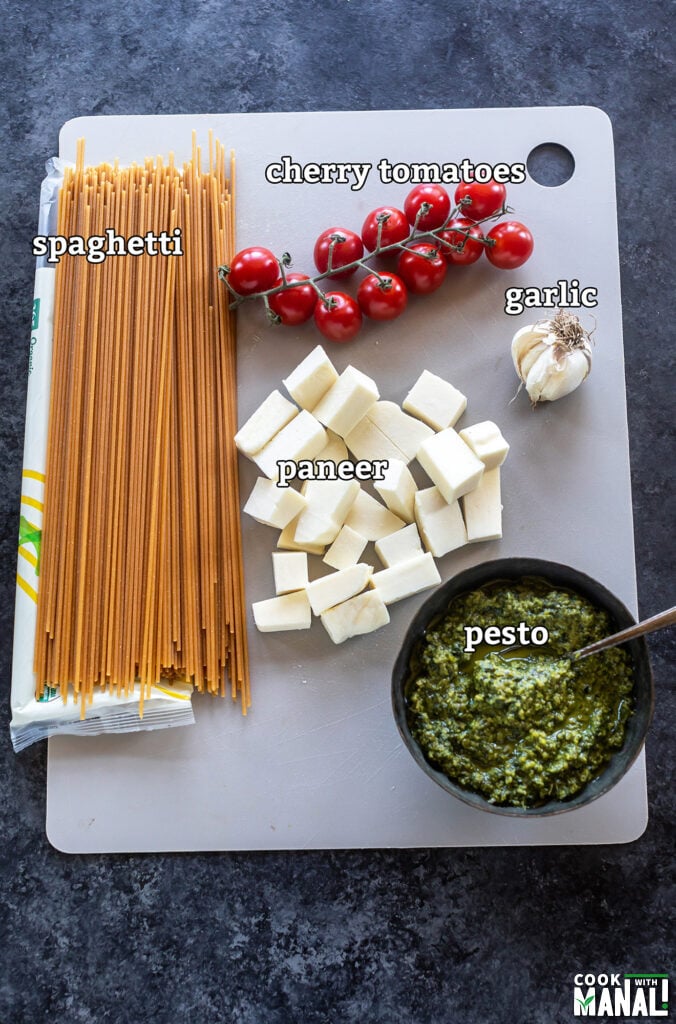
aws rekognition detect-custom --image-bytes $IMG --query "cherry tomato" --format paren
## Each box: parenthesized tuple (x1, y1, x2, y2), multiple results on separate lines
(226, 247, 281, 295)
(484, 221, 534, 269)
(357, 273, 408, 321)
(404, 184, 451, 231)
(314, 227, 364, 278)
(361, 207, 410, 252)
(267, 273, 317, 326)
(397, 244, 447, 294)
(436, 218, 485, 265)
(454, 180, 507, 221)
(314, 292, 363, 342)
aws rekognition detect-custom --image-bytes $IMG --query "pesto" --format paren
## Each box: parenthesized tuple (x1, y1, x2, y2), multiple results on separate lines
(406, 581, 634, 807)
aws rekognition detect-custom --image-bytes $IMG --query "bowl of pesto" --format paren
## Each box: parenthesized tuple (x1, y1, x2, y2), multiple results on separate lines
(392, 558, 654, 816)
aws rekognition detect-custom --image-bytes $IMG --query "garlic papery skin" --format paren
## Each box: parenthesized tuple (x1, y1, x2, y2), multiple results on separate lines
(511, 311, 592, 405)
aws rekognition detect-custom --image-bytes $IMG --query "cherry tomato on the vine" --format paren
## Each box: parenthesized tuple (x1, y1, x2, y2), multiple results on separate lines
(314, 227, 364, 278)
(397, 243, 447, 294)
(404, 184, 451, 231)
(484, 221, 534, 269)
(226, 247, 280, 295)
(361, 207, 409, 252)
(267, 273, 318, 326)
(314, 292, 363, 342)
(454, 180, 507, 221)
(357, 273, 408, 321)
(437, 218, 485, 265)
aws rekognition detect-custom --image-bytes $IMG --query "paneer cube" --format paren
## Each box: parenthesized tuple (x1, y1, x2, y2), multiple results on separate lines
(402, 369, 467, 431)
(292, 478, 360, 548)
(277, 514, 325, 556)
(252, 410, 327, 479)
(320, 590, 390, 645)
(462, 467, 502, 542)
(458, 421, 510, 470)
(234, 390, 298, 456)
(370, 552, 441, 605)
(323, 525, 368, 571)
(305, 563, 373, 616)
(301, 479, 360, 524)
(252, 591, 312, 632)
(374, 523, 423, 568)
(374, 458, 417, 523)
(243, 478, 306, 530)
(316, 429, 349, 465)
(414, 486, 467, 558)
(283, 344, 339, 411)
(416, 428, 484, 503)
(344, 416, 407, 464)
(366, 401, 434, 461)
(272, 551, 309, 595)
(343, 489, 406, 541)
(293, 510, 341, 547)
(312, 365, 379, 438)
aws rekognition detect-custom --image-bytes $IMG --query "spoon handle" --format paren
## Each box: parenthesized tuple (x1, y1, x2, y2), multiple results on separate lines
(573, 605, 676, 661)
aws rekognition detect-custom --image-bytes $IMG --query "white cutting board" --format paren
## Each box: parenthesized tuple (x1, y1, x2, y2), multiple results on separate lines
(45, 107, 647, 851)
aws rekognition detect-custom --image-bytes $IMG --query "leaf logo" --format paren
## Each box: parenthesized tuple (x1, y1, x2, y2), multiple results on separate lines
(577, 995, 595, 1008)
(19, 515, 42, 574)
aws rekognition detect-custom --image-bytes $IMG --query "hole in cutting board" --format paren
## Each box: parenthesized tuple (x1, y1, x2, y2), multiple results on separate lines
(527, 143, 575, 186)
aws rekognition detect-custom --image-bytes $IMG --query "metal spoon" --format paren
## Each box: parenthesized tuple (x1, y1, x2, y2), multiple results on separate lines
(570, 605, 676, 661)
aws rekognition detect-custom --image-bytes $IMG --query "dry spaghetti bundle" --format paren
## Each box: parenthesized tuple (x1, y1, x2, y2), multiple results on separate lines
(34, 134, 250, 715)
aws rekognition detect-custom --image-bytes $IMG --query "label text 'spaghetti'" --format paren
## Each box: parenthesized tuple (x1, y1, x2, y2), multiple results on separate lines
(32, 228, 184, 264)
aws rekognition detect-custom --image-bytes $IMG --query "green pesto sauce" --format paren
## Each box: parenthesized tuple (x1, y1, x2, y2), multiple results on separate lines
(406, 580, 634, 807)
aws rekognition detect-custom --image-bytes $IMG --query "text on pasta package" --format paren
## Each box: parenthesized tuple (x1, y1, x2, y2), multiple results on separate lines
(32, 228, 184, 264)
(264, 156, 527, 191)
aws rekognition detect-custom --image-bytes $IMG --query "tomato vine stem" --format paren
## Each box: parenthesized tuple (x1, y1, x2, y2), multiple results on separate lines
(217, 202, 506, 312)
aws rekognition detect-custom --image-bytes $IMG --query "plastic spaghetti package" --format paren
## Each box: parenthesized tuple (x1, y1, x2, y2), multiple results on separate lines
(10, 159, 195, 752)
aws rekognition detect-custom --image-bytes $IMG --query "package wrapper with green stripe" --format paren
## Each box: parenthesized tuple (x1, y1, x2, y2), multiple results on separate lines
(9, 159, 195, 752)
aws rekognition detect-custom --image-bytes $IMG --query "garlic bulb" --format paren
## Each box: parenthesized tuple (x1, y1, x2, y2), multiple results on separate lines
(511, 310, 592, 404)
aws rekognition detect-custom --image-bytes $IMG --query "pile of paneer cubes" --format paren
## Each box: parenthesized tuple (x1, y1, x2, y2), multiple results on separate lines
(235, 346, 509, 644)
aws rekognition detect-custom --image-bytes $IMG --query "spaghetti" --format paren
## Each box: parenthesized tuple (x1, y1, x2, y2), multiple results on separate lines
(33, 134, 250, 715)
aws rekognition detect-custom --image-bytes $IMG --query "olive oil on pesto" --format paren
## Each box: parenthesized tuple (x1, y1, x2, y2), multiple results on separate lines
(406, 581, 634, 807)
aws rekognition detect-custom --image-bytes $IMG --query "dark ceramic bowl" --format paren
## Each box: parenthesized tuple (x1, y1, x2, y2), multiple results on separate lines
(392, 558, 654, 817)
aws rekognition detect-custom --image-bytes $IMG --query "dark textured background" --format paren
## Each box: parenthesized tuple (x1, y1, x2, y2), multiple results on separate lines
(1, 2, 673, 1022)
